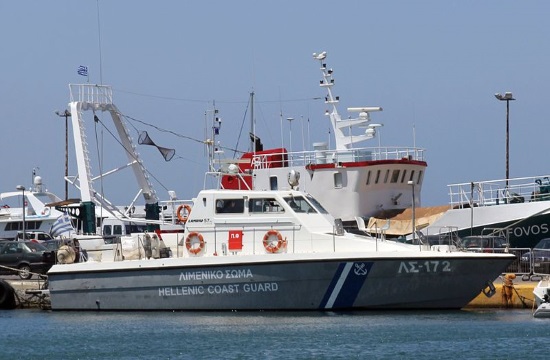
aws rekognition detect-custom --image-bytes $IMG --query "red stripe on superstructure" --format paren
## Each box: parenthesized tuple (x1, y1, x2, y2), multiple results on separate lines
(306, 160, 428, 170)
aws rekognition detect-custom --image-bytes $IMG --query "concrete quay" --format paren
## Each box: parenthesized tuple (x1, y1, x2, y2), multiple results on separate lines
(466, 274, 539, 310)
(1, 276, 50, 310)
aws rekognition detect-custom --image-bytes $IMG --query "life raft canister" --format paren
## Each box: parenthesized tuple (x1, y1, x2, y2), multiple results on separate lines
(263, 229, 286, 253)
(185, 232, 205, 255)
(176, 204, 192, 223)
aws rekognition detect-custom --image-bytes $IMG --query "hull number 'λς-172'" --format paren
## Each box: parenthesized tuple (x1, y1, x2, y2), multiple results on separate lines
(398, 261, 451, 274)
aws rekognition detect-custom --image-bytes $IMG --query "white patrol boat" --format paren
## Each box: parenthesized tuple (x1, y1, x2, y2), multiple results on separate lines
(46, 187, 514, 311)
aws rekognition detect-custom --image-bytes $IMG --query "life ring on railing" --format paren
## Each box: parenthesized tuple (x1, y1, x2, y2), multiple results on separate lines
(263, 229, 286, 253)
(176, 204, 192, 223)
(41, 207, 50, 216)
(185, 232, 205, 255)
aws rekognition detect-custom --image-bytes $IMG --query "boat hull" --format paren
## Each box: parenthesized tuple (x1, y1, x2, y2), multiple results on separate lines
(425, 202, 550, 249)
(47, 253, 513, 311)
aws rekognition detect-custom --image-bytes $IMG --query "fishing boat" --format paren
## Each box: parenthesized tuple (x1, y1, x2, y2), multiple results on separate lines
(219, 51, 550, 249)
(43, 64, 515, 311)
(220, 51, 427, 230)
(49, 84, 188, 257)
(417, 176, 550, 249)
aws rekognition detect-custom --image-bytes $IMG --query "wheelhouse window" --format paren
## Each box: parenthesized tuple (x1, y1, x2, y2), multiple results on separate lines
(249, 198, 284, 213)
(417, 170, 424, 185)
(400, 170, 407, 183)
(283, 196, 317, 214)
(305, 194, 329, 214)
(375, 170, 381, 184)
(409, 170, 415, 182)
(216, 199, 245, 214)
(334, 172, 343, 189)
(269, 176, 278, 190)
(366, 171, 371, 185)
(5, 221, 42, 231)
(390, 170, 400, 183)
(384, 169, 390, 183)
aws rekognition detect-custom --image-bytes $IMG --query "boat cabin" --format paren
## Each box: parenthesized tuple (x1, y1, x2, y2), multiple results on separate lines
(182, 189, 344, 256)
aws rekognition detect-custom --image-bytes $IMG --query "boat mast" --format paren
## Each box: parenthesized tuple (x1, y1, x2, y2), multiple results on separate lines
(206, 105, 221, 173)
(313, 51, 383, 151)
(67, 84, 160, 233)
(250, 91, 255, 153)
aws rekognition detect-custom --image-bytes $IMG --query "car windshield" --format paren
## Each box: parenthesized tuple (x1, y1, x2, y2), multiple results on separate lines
(534, 239, 550, 250)
(23, 242, 47, 252)
(44, 240, 61, 251)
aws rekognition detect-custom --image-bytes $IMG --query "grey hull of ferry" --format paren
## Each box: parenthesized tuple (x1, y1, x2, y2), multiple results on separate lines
(47, 254, 513, 311)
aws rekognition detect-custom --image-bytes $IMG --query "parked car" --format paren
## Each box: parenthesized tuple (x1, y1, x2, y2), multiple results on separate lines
(0, 241, 55, 279)
(521, 238, 550, 274)
(15, 231, 54, 243)
(460, 235, 508, 253)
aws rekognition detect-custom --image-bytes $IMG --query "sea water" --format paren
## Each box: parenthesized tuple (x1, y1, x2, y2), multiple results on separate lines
(0, 309, 548, 359)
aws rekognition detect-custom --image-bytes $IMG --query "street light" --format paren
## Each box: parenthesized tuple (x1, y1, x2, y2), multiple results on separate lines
(16, 185, 26, 241)
(55, 110, 71, 200)
(408, 180, 417, 249)
(494, 92, 515, 189)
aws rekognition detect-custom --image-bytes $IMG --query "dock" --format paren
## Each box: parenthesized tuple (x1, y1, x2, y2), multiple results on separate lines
(466, 274, 539, 310)
(1, 277, 50, 310)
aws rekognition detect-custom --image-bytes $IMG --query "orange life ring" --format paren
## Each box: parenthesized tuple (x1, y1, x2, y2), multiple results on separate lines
(177, 204, 192, 223)
(185, 232, 205, 255)
(263, 230, 286, 253)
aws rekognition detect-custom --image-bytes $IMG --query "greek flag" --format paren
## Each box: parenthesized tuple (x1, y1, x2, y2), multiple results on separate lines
(77, 65, 88, 77)
(50, 214, 75, 237)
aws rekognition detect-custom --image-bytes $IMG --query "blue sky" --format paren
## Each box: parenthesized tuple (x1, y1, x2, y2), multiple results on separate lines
(1, 1, 549, 207)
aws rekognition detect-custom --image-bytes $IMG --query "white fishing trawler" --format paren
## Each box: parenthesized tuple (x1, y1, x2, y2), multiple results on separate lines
(219, 51, 426, 230)
(46, 83, 188, 259)
(44, 82, 515, 311)
(219, 51, 550, 249)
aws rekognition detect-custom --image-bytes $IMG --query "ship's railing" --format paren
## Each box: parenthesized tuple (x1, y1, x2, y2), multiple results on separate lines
(69, 84, 113, 105)
(181, 221, 363, 255)
(251, 146, 425, 170)
(447, 175, 550, 208)
(158, 198, 195, 224)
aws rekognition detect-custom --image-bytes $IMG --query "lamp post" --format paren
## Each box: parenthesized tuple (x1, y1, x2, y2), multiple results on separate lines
(494, 92, 515, 189)
(408, 180, 417, 249)
(16, 185, 26, 241)
(55, 110, 71, 200)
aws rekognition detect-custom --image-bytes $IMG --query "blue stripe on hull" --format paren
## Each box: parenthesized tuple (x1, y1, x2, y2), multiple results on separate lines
(319, 262, 373, 309)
